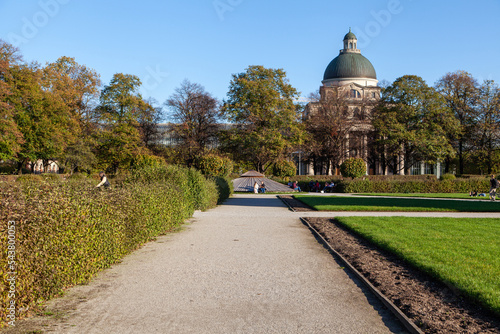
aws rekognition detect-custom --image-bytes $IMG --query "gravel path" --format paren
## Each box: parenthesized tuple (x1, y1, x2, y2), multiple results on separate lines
(8, 194, 408, 334)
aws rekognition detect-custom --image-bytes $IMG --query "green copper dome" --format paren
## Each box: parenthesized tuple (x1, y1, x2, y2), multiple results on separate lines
(344, 30, 357, 40)
(323, 52, 377, 80)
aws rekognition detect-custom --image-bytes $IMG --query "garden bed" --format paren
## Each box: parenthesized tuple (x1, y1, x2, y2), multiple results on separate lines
(305, 217, 500, 333)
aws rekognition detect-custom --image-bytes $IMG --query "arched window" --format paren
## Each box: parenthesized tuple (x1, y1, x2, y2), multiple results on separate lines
(350, 89, 361, 99)
(349, 42, 353, 49)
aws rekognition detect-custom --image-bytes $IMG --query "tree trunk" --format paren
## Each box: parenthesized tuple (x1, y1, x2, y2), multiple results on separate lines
(404, 151, 411, 175)
(487, 139, 493, 174)
(444, 156, 450, 174)
(458, 139, 464, 175)
(16, 161, 24, 175)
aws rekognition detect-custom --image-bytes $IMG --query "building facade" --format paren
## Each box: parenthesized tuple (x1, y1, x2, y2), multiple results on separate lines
(304, 29, 381, 175)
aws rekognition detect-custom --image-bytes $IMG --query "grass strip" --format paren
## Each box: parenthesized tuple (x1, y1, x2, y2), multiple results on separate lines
(334, 216, 500, 316)
(294, 195, 500, 212)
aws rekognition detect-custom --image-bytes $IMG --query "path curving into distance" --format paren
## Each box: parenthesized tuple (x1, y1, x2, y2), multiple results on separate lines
(6, 194, 408, 334)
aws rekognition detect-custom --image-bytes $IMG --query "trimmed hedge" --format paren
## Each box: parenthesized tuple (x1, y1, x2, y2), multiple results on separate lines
(336, 177, 490, 193)
(0, 165, 232, 328)
(214, 176, 233, 204)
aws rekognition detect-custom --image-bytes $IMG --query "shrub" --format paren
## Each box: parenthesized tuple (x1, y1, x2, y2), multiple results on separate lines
(40, 173, 61, 182)
(131, 154, 166, 170)
(0, 163, 15, 174)
(67, 172, 88, 180)
(340, 158, 366, 178)
(271, 159, 296, 178)
(15, 174, 43, 183)
(440, 173, 456, 181)
(196, 154, 233, 177)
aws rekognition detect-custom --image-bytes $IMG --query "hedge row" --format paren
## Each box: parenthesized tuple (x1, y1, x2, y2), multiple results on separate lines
(214, 176, 233, 204)
(336, 178, 490, 193)
(0, 165, 232, 327)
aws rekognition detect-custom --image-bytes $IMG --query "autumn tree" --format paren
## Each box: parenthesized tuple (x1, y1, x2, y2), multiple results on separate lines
(7, 60, 76, 173)
(0, 40, 24, 160)
(373, 75, 460, 175)
(304, 88, 352, 174)
(435, 71, 479, 174)
(42, 56, 101, 173)
(165, 80, 220, 165)
(138, 98, 163, 150)
(221, 65, 304, 173)
(474, 80, 500, 173)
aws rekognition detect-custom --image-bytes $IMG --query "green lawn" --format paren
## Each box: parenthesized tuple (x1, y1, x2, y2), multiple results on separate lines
(334, 216, 500, 316)
(354, 193, 487, 200)
(294, 195, 500, 212)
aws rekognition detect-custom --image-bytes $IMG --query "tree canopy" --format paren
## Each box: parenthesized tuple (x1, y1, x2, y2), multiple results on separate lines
(221, 65, 304, 172)
(1, 37, 499, 177)
(373, 75, 460, 174)
(166, 80, 220, 165)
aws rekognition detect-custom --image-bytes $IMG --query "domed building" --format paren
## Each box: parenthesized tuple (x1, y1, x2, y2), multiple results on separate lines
(304, 29, 382, 175)
(323, 28, 378, 88)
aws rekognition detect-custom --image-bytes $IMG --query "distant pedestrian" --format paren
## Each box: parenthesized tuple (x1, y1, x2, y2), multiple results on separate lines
(293, 181, 301, 192)
(489, 174, 499, 201)
(96, 171, 110, 189)
(260, 181, 266, 194)
(313, 180, 320, 192)
(253, 181, 259, 194)
(323, 181, 334, 193)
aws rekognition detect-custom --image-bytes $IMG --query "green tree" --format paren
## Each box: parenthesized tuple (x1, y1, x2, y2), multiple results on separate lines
(221, 65, 304, 172)
(271, 159, 296, 178)
(97, 73, 151, 172)
(435, 71, 479, 174)
(373, 75, 460, 175)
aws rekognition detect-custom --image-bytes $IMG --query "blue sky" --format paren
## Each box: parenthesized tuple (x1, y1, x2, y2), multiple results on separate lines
(1, 0, 499, 105)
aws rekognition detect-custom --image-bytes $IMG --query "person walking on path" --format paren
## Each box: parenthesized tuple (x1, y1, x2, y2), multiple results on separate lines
(489, 174, 499, 201)
(96, 171, 110, 189)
